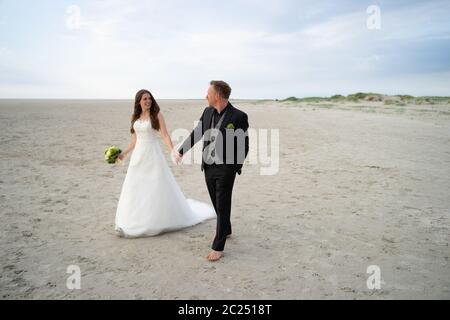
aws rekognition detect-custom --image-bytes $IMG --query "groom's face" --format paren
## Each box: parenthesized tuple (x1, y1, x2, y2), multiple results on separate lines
(206, 85, 218, 106)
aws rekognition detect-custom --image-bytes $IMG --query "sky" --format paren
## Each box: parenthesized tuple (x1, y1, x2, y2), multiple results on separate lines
(0, 0, 449, 99)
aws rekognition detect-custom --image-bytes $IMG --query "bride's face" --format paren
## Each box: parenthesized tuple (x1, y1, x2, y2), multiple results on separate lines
(140, 93, 152, 112)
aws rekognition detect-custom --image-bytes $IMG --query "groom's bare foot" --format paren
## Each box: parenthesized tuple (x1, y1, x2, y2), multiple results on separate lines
(206, 250, 223, 261)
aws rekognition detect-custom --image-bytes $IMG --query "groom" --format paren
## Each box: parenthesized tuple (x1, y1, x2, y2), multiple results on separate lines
(175, 80, 249, 261)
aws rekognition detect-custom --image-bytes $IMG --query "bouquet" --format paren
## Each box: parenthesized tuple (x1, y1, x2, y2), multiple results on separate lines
(104, 146, 122, 164)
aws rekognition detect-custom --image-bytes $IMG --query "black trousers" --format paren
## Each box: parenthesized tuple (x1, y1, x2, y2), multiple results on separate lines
(204, 164, 237, 251)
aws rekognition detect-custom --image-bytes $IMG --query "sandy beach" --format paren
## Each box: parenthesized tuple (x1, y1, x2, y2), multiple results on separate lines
(0, 98, 449, 299)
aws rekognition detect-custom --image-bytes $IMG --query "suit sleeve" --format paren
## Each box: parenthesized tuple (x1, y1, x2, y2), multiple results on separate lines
(241, 113, 249, 159)
(236, 112, 249, 173)
(178, 108, 206, 155)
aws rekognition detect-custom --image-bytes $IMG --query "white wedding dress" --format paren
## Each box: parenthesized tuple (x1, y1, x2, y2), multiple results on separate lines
(115, 118, 215, 237)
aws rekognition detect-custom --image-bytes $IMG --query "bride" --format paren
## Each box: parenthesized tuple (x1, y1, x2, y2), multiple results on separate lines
(114, 89, 215, 237)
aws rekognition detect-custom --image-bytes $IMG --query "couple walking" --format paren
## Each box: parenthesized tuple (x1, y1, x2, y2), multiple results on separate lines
(115, 80, 249, 261)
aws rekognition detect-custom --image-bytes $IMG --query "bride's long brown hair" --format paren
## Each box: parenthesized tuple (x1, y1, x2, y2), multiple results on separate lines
(130, 89, 160, 134)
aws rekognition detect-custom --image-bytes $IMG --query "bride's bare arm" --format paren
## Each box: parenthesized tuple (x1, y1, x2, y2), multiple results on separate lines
(119, 132, 136, 160)
(157, 112, 175, 152)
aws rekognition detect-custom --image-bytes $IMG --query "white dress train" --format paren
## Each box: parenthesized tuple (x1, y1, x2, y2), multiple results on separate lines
(114, 118, 215, 237)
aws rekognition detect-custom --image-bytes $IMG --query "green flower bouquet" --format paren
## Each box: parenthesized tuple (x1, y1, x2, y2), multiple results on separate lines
(104, 146, 122, 164)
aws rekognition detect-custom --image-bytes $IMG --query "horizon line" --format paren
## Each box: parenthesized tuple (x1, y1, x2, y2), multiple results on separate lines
(1, 94, 450, 101)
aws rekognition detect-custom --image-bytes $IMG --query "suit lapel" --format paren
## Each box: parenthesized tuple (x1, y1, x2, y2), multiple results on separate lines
(219, 103, 234, 131)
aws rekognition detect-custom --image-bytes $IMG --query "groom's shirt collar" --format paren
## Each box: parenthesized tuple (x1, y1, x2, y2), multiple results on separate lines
(213, 102, 230, 116)
(212, 102, 230, 127)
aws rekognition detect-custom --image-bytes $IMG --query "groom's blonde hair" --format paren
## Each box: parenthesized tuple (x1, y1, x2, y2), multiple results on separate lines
(210, 80, 231, 100)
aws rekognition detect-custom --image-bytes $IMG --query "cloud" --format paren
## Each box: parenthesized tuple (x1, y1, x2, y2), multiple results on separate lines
(0, 0, 449, 98)
(0, 46, 10, 55)
(380, 0, 450, 41)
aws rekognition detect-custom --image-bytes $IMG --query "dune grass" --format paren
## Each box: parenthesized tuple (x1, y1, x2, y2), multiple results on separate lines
(280, 93, 450, 105)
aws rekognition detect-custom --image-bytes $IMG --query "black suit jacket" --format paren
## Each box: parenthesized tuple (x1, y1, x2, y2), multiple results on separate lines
(178, 102, 249, 175)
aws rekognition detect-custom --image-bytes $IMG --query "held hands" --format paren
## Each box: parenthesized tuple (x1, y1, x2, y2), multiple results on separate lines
(172, 149, 183, 165)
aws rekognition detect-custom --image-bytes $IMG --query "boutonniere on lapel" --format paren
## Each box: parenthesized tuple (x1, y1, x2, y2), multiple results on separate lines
(226, 123, 235, 129)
